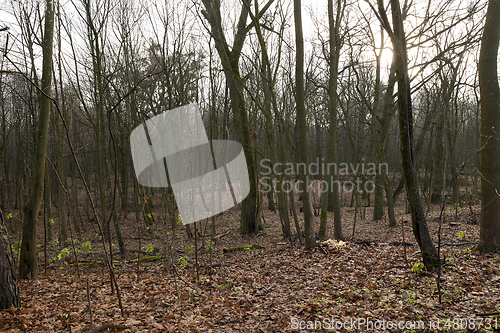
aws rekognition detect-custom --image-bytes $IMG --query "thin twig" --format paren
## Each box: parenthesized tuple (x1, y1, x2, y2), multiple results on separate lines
(476, 311, 500, 317)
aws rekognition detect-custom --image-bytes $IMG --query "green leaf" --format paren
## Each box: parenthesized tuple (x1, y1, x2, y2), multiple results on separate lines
(81, 241, 91, 252)
(143, 243, 154, 253)
(411, 262, 424, 273)
(56, 248, 71, 260)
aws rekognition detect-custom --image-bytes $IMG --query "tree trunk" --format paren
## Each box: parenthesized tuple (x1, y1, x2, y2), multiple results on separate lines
(247, 4, 291, 238)
(374, 49, 397, 226)
(261, 58, 289, 236)
(84, 0, 108, 237)
(320, 0, 343, 240)
(0, 209, 20, 310)
(55, 7, 70, 238)
(19, 0, 55, 280)
(373, 174, 384, 220)
(478, 0, 500, 251)
(229, 68, 259, 235)
(44, 162, 53, 240)
(384, 173, 396, 226)
(372, 28, 386, 221)
(430, 117, 445, 203)
(294, 0, 315, 249)
(380, 0, 439, 268)
(201, 0, 263, 234)
(0, 64, 8, 210)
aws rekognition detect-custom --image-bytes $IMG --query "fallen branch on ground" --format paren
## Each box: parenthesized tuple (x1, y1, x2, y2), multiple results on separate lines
(476, 311, 500, 317)
(129, 255, 166, 263)
(223, 244, 265, 253)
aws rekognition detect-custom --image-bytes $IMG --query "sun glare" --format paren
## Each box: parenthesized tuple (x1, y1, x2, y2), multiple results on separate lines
(379, 47, 394, 68)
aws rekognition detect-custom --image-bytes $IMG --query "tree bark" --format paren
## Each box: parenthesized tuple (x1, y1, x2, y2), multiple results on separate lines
(84, 0, 108, 238)
(55, 4, 69, 238)
(246, 1, 291, 238)
(320, 0, 343, 240)
(374, 49, 397, 226)
(201, 0, 264, 234)
(378, 0, 439, 268)
(19, 0, 55, 280)
(0, 209, 20, 309)
(294, 0, 315, 249)
(478, 0, 500, 251)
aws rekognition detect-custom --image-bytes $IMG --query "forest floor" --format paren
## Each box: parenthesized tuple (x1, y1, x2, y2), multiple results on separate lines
(1, 193, 500, 332)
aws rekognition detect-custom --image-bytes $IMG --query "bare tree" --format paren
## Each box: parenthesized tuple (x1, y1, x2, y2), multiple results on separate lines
(201, 0, 273, 234)
(478, 0, 500, 251)
(375, 0, 439, 268)
(245, 0, 292, 239)
(319, 0, 344, 240)
(294, 0, 315, 249)
(19, 0, 55, 280)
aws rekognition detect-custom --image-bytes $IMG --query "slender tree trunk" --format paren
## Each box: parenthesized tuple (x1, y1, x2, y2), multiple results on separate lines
(209, 43, 218, 237)
(379, 0, 439, 268)
(373, 177, 384, 220)
(247, 4, 290, 238)
(294, 0, 315, 249)
(384, 173, 396, 226)
(430, 117, 445, 203)
(18, 0, 55, 280)
(83, 0, 108, 237)
(55, 4, 70, 238)
(478, 0, 500, 251)
(0, 62, 7, 210)
(378, 54, 397, 227)
(53, 82, 67, 243)
(70, 146, 80, 233)
(229, 71, 259, 234)
(372, 68, 383, 221)
(44, 162, 53, 240)
(201, 0, 263, 234)
(262, 63, 289, 236)
(320, 0, 343, 240)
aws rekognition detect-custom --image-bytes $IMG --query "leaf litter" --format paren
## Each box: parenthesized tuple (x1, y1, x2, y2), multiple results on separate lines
(1, 203, 499, 332)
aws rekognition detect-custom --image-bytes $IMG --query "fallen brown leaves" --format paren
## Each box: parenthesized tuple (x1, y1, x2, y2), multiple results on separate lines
(1, 204, 499, 332)
(1, 242, 499, 332)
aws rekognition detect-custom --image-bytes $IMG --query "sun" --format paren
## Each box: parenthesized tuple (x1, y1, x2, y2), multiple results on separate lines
(379, 47, 394, 67)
